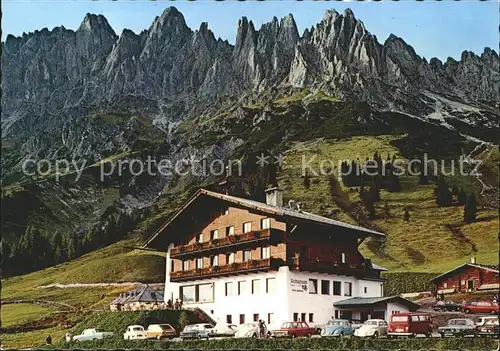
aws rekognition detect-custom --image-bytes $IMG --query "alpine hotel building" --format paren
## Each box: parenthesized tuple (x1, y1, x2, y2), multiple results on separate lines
(144, 187, 396, 329)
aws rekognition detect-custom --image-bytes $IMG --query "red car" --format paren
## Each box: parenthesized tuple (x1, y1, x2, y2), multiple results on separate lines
(462, 301, 499, 314)
(387, 313, 433, 338)
(270, 321, 317, 338)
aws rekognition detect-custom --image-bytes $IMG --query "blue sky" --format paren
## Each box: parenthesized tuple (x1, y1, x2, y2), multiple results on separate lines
(2, 0, 497, 61)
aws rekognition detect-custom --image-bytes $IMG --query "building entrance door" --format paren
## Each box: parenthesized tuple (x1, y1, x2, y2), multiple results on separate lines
(467, 280, 474, 291)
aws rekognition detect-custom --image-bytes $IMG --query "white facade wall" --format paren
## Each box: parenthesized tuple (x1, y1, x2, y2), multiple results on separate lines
(386, 301, 411, 318)
(164, 265, 384, 330)
(286, 271, 384, 326)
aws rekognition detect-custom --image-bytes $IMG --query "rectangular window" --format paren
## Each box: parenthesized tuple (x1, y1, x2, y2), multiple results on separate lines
(341, 252, 346, 263)
(197, 283, 213, 302)
(261, 246, 270, 259)
(225, 282, 233, 296)
(293, 313, 299, 322)
(243, 250, 251, 262)
(180, 285, 195, 303)
(301, 313, 306, 322)
(266, 278, 275, 294)
(183, 260, 190, 271)
(335, 310, 340, 319)
(196, 258, 204, 269)
(253, 313, 259, 322)
(344, 282, 352, 296)
(309, 279, 318, 294)
(364, 286, 367, 294)
(170, 260, 174, 272)
(267, 313, 274, 325)
(252, 279, 260, 294)
(210, 230, 218, 240)
(321, 280, 330, 295)
(226, 315, 232, 324)
(333, 281, 341, 295)
(225, 208, 229, 215)
(226, 226, 234, 236)
(198, 233, 203, 243)
(226, 252, 235, 264)
(261, 218, 270, 229)
(239, 314, 245, 324)
(243, 222, 252, 233)
(238, 281, 247, 295)
(309, 313, 314, 323)
(210, 255, 219, 266)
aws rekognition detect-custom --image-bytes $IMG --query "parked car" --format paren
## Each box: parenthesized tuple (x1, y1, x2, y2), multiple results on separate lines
(353, 319, 388, 338)
(180, 323, 214, 340)
(476, 317, 499, 338)
(234, 322, 268, 338)
(146, 324, 177, 339)
(432, 300, 462, 312)
(475, 316, 499, 327)
(438, 318, 476, 337)
(123, 325, 148, 340)
(387, 313, 433, 338)
(212, 323, 238, 336)
(320, 319, 354, 337)
(271, 321, 317, 338)
(73, 329, 114, 342)
(462, 301, 499, 314)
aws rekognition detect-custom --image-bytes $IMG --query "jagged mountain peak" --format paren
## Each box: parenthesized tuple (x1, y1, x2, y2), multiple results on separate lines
(78, 13, 115, 35)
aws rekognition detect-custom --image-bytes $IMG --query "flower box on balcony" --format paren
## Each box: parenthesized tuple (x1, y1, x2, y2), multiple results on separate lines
(249, 260, 258, 267)
(229, 235, 237, 243)
(229, 263, 237, 270)
(210, 238, 219, 247)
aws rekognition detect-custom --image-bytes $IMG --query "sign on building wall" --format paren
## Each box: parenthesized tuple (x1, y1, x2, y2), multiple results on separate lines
(290, 279, 308, 293)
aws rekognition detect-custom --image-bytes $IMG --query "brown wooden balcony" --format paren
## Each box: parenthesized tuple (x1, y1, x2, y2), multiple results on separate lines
(288, 258, 382, 279)
(170, 258, 284, 282)
(170, 228, 284, 258)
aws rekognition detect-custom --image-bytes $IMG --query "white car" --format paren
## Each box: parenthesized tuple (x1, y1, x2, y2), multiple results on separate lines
(72, 328, 114, 342)
(353, 319, 388, 338)
(234, 322, 268, 338)
(123, 325, 148, 340)
(213, 323, 238, 336)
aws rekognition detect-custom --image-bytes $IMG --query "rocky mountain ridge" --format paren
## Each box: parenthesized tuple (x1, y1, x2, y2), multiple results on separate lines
(2, 7, 498, 122)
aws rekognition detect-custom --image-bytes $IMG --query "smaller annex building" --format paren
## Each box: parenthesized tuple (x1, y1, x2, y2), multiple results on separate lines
(110, 285, 164, 311)
(333, 296, 420, 321)
(430, 258, 499, 295)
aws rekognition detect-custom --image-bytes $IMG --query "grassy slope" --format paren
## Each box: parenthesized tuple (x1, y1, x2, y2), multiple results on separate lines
(280, 135, 498, 272)
(2, 239, 165, 308)
(2, 303, 57, 327)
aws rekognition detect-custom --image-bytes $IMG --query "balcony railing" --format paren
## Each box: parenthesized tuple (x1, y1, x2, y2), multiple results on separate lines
(170, 228, 283, 258)
(288, 258, 381, 279)
(170, 258, 283, 282)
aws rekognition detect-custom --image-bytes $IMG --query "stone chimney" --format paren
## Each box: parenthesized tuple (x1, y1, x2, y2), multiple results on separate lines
(265, 187, 284, 207)
(470, 256, 476, 264)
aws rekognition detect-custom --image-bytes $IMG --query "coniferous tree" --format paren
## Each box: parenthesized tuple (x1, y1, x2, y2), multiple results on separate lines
(365, 196, 376, 219)
(403, 208, 410, 222)
(458, 188, 467, 206)
(435, 176, 453, 207)
(464, 193, 478, 223)
(303, 171, 311, 189)
(266, 163, 278, 187)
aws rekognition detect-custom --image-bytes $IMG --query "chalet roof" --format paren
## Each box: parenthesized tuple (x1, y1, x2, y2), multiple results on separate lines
(144, 188, 385, 248)
(333, 296, 420, 311)
(429, 263, 499, 283)
(110, 285, 163, 306)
